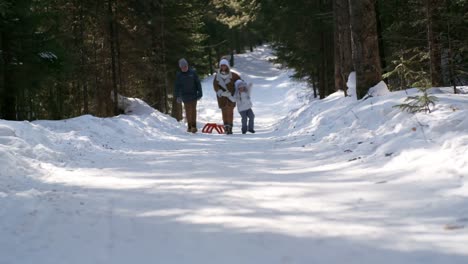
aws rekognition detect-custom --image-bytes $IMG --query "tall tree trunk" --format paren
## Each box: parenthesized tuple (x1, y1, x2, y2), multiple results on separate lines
(445, 2, 457, 94)
(319, 59, 326, 99)
(92, 32, 102, 116)
(215, 47, 221, 63)
(230, 30, 235, 66)
(333, 0, 353, 93)
(319, 0, 331, 98)
(171, 95, 183, 121)
(116, 22, 124, 96)
(248, 30, 254, 52)
(425, 0, 442, 87)
(235, 29, 241, 54)
(375, 0, 387, 77)
(0, 31, 4, 118)
(160, 0, 169, 113)
(349, 0, 382, 99)
(1, 31, 16, 120)
(79, 1, 89, 114)
(207, 47, 213, 75)
(312, 70, 318, 98)
(107, 0, 119, 115)
(72, 1, 82, 117)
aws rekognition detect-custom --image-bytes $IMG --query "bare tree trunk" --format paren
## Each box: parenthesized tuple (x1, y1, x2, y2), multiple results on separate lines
(230, 30, 235, 66)
(425, 0, 442, 87)
(333, 0, 353, 93)
(215, 47, 221, 63)
(171, 96, 183, 121)
(107, 0, 119, 115)
(235, 29, 241, 54)
(160, 0, 169, 113)
(92, 33, 102, 116)
(248, 30, 254, 52)
(116, 22, 125, 96)
(1, 31, 16, 120)
(319, 65, 325, 99)
(0, 31, 4, 118)
(312, 71, 318, 98)
(207, 47, 213, 75)
(445, 5, 457, 94)
(349, 0, 382, 99)
(79, 1, 89, 114)
(318, 0, 332, 99)
(375, 0, 387, 78)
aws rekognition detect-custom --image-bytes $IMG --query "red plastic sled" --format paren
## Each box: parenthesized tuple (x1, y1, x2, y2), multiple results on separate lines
(202, 123, 225, 134)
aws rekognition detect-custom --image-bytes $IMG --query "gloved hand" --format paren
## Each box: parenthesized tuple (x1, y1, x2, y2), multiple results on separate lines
(227, 95, 236, 103)
(221, 91, 232, 98)
(216, 90, 224, 97)
(221, 91, 236, 102)
(176, 97, 182, 103)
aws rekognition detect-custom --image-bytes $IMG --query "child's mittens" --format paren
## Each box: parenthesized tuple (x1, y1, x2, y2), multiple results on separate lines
(216, 89, 224, 97)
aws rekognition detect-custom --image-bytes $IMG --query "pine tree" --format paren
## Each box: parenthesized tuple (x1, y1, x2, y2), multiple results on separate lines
(394, 87, 438, 114)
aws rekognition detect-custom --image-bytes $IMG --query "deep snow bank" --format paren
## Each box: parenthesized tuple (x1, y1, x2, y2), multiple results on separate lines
(0, 100, 183, 181)
(276, 86, 468, 183)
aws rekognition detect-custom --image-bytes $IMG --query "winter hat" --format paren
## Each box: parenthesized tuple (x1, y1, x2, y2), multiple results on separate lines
(178, 58, 188, 68)
(219, 59, 230, 68)
(235, 79, 247, 90)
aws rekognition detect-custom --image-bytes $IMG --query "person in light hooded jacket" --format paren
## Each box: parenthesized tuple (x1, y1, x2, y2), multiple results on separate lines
(234, 79, 255, 134)
(213, 59, 240, 135)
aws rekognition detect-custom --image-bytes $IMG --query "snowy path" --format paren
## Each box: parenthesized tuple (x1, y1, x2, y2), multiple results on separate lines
(1, 47, 468, 264)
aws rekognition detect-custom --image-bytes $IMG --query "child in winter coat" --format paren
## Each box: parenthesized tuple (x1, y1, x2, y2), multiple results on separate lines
(234, 80, 255, 134)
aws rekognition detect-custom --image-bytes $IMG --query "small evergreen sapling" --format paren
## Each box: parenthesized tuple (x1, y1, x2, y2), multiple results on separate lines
(394, 87, 439, 113)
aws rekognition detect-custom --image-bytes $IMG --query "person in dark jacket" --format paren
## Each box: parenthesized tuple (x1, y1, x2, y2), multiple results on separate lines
(174, 58, 203, 133)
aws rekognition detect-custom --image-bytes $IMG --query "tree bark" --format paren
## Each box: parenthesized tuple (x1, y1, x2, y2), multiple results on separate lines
(107, 0, 119, 115)
(333, 0, 353, 93)
(349, 0, 382, 99)
(425, 0, 442, 87)
(79, 1, 89, 114)
(160, 0, 169, 113)
(1, 31, 16, 120)
(207, 47, 213, 75)
(312, 70, 318, 98)
(375, 0, 387, 78)
(171, 95, 183, 121)
(445, 5, 457, 94)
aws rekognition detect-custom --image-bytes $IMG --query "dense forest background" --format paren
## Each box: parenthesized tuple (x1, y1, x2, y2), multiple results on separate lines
(0, 0, 466, 121)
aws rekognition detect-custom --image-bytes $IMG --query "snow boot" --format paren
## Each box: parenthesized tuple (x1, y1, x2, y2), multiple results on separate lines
(224, 124, 233, 135)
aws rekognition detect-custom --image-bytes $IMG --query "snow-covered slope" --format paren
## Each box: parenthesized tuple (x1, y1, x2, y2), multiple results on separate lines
(1, 46, 467, 264)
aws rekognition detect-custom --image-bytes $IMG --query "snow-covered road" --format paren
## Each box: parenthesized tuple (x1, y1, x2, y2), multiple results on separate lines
(1, 46, 467, 264)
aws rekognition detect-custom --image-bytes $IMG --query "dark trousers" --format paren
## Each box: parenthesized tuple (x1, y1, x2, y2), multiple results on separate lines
(184, 100, 197, 129)
(221, 106, 234, 126)
(239, 108, 255, 132)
